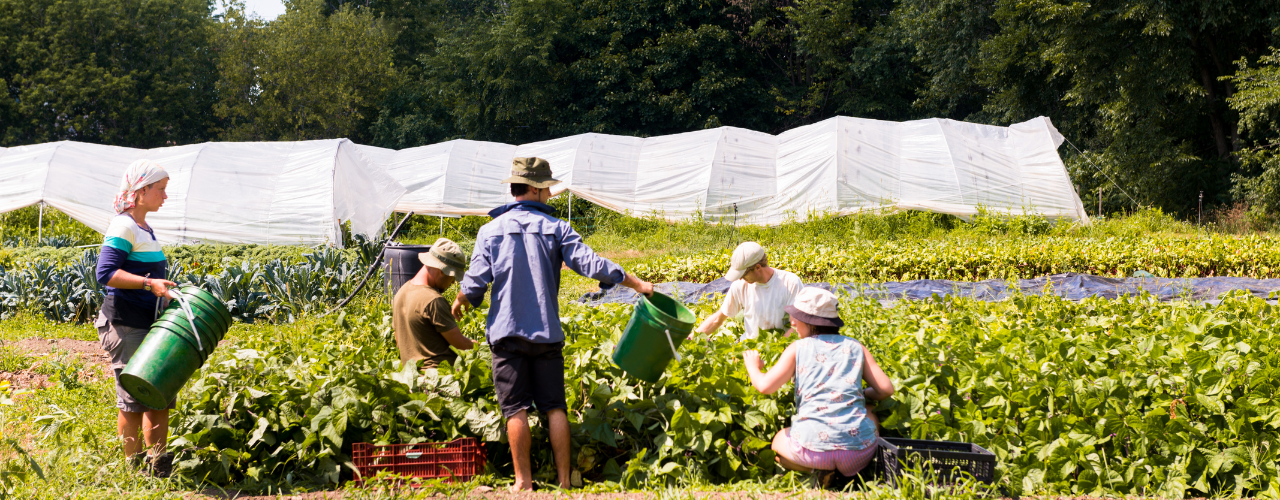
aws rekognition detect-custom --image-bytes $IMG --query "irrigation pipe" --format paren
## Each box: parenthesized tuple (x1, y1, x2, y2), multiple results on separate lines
(324, 211, 416, 315)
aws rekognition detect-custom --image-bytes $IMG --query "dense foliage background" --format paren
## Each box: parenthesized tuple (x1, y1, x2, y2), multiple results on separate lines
(2, 0, 1280, 220)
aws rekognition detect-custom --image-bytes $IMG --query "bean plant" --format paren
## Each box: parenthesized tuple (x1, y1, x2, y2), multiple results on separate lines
(631, 234, 1280, 283)
(164, 293, 1280, 497)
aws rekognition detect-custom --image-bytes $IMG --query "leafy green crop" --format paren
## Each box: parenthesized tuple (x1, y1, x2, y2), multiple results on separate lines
(862, 293, 1280, 497)
(168, 292, 1280, 497)
(631, 234, 1280, 283)
(1, 247, 365, 325)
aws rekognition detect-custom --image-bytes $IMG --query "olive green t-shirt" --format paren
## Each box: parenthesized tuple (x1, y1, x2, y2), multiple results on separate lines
(392, 283, 459, 368)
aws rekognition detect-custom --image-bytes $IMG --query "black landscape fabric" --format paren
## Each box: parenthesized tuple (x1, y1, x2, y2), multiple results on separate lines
(578, 273, 1280, 306)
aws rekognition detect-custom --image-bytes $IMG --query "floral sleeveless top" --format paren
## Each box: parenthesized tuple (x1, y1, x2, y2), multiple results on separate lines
(791, 335, 877, 452)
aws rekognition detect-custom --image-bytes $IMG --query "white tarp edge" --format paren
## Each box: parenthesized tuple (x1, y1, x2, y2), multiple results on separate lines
(0, 139, 405, 246)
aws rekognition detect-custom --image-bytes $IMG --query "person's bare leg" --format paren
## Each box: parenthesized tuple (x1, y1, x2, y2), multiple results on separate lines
(507, 410, 533, 491)
(118, 411, 144, 458)
(771, 428, 812, 472)
(142, 409, 169, 456)
(548, 409, 571, 488)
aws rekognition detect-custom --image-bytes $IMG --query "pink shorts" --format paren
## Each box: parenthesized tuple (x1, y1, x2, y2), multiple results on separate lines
(785, 428, 877, 477)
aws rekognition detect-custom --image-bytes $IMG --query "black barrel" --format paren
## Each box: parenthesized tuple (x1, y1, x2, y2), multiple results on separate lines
(382, 244, 431, 295)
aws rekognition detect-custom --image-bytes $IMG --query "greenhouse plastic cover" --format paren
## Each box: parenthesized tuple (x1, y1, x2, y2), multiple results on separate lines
(0, 115, 1087, 245)
(375, 115, 1088, 223)
(0, 140, 405, 245)
(578, 274, 1280, 306)
(358, 140, 517, 216)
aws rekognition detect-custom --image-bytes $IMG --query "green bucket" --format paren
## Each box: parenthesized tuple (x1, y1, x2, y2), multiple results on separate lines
(611, 292, 696, 383)
(119, 285, 231, 410)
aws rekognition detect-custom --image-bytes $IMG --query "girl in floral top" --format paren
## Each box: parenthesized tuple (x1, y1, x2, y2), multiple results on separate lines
(743, 287, 895, 482)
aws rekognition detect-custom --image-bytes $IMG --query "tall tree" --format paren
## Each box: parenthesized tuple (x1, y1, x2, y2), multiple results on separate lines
(898, 0, 1280, 214)
(214, 0, 399, 141)
(772, 0, 923, 127)
(0, 0, 217, 147)
(1228, 47, 1280, 222)
(377, 0, 784, 145)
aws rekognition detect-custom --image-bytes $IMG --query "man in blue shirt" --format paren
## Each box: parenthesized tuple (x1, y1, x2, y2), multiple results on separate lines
(453, 157, 653, 491)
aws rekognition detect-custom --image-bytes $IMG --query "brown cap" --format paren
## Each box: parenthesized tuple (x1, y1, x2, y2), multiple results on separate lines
(502, 157, 561, 189)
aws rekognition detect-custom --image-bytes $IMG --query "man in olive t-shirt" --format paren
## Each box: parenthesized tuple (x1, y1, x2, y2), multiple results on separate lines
(393, 238, 475, 367)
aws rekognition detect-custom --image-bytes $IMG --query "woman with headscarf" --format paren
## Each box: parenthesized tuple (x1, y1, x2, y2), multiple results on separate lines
(94, 159, 179, 474)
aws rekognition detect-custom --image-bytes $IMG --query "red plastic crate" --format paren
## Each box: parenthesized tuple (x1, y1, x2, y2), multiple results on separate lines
(352, 438, 486, 483)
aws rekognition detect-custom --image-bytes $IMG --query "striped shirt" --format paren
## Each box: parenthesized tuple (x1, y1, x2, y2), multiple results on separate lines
(95, 214, 167, 328)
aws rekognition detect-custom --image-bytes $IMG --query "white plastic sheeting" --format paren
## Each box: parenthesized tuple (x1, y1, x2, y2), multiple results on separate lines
(506, 116, 1086, 223)
(0, 115, 1087, 246)
(760, 116, 1088, 223)
(0, 140, 405, 245)
(359, 140, 516, 216)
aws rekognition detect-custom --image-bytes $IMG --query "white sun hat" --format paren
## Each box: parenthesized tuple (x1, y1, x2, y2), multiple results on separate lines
(723, 241, 766, 281)
(784, 287, 844, 327)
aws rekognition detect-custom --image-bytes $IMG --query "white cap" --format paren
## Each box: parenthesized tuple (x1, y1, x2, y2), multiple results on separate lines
(784, 287, 843, 327)
(724, 241, 766, 281)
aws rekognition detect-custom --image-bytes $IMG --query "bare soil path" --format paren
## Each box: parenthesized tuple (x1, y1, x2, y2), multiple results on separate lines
(0, 337, 109, 391)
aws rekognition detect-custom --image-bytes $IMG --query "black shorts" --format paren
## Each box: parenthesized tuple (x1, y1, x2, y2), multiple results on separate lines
(490, 337, 567, 418)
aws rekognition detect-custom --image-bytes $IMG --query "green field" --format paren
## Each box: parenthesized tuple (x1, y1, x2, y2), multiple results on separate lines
(3, 210, 1280, 498)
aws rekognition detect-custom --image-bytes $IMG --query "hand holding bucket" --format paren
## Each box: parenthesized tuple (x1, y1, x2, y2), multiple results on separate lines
(119, 286, 232, 410)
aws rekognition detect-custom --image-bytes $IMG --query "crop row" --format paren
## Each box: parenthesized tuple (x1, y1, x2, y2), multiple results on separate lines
(630, 234, 1280, 283)
(0, 248, 365, 323)
(145, 293, 1280, 496)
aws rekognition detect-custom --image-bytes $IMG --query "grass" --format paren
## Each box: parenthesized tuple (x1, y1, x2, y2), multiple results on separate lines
(0, 344, 34, 372)
(0, 311, 97, 343)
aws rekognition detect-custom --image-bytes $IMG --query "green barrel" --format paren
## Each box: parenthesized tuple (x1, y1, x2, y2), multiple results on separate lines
(611, 292, 695, 383)
(119, 286, 231, 410)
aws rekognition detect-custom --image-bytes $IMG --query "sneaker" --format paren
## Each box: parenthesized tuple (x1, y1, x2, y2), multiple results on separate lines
(146, 452, 174, 478)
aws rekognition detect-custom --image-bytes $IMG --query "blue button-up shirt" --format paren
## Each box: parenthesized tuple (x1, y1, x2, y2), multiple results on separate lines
(461, 201, 627, 344)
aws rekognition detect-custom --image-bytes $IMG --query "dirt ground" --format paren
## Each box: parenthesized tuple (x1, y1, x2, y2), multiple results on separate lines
(1, 337, 109, 391)
(7, 337, 109, 367)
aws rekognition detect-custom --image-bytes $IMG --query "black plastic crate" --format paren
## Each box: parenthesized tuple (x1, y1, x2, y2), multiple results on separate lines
(872, 437, 995, 486)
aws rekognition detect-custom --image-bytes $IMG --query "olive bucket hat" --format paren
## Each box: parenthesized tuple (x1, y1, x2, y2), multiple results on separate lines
(502, 157, 561, 189)
(418, 238, 469, 278)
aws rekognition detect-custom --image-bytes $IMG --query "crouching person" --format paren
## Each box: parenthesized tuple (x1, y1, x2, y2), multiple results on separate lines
(741, 287, 894, 483)
(393, 238, 475, 369)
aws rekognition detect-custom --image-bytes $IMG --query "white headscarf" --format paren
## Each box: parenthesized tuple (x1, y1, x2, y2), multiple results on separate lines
(113, 159, 169, 214)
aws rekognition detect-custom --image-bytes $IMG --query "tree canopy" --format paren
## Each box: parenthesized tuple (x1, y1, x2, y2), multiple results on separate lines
(2, 0, 1279, 220)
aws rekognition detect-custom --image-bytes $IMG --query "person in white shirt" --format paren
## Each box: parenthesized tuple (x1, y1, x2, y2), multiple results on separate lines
(695, 241, 805, 339)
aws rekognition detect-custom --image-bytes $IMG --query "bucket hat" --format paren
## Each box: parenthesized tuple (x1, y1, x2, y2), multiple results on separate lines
(419, 238, 469, 278)
(724, 241, 766, 281)
(502, 157, 561, 189)
(784, 287, 844, 328)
